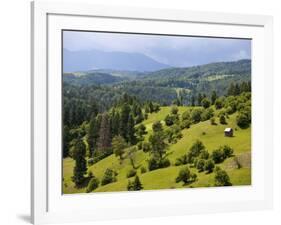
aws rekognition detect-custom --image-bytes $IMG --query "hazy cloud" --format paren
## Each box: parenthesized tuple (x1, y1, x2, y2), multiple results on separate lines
(63, 31, 251, 67)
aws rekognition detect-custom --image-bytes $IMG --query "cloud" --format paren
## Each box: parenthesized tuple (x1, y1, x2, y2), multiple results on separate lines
(63, 31, 251, 67)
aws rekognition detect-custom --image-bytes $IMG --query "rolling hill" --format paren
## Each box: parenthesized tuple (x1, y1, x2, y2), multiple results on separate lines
(63, 105, 251, 194)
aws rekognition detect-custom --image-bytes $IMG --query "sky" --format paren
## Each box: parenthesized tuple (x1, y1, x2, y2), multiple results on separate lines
(63, 31, 251, 67)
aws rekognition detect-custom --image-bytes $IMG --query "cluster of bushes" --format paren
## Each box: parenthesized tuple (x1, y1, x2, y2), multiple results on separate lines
(215, 92, 251, 128)
(175, 141, 234, 175)
(148, 157, 171, 171)
(211, 145, 234, 163)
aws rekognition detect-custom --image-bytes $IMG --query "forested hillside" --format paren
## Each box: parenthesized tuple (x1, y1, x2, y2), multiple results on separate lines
(62, 60, 252, 193)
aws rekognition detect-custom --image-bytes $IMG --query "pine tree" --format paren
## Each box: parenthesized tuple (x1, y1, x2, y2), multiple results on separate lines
(120, 104, 131, 141)
(197, 93, 203, 106)
(112, 135, 127, 160)
(63, 125, 71, 158)
(97, 113, 111, 151)
(127, 113, 136, 144)
(110, 109, 120, 137)
(87, 113, 100, 157)
(211, 91, 217, 105)
(72, 139, 87, 186)
(191, 95, 195, 106)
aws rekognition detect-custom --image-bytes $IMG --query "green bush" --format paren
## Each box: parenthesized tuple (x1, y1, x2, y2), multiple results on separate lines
(201, 108, 214, 121)
(211, 148, 225, 163)
(219, 115, 227, 124)
(101, 168, 117, 186)
(159, 158, 171, 168)
(175, 166, 196, 184)
(175, 154, 189, 166)
(222, 145, 234, 158)
(148, 157, 159, 171)
(210, 117, 216, 125)
(204, 159, 215, 173)
(201, 98, 211, 109)
(180, 119, 191, 129)
(191, 108, 203, 123)
(199, 150, 209, 159)
(196, 159, 205, 172)
(188, 140, 206, 159)
(171, 106, 179, 115)
(236, 112, 251, 128)
(127, 175, 143, 191)
(214, 167, 232, 186)
(140, 166, 147, 174)
(127, 169, 137, 178)
(86, 177, 100, 193)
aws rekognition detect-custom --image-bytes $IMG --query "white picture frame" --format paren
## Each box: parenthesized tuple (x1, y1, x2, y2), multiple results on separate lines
(31, 1, 274, 224)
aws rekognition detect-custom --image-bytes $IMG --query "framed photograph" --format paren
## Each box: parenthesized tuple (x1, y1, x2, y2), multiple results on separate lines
(31, 1, 273, 224)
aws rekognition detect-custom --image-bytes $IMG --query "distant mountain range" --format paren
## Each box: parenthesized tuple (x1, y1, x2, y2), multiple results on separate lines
(63, 48, 170, 72)
(63, 59, 251, 86)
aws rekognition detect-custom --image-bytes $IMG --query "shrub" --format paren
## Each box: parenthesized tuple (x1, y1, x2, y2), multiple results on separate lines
(181, 119, 191, 129)
(148, 157, 159, 171)
(219, 115, 227, 124)
(222, 145, 234, 158)
(199, 150, 209, 160)
(140, 166, 147, 174)
(86, 177, 100, 193)
(152, 121, 163, 132)
(201, 108, 214, 121)
(211, 148, 225, 163)
(196, 159, 205, 172)
(175, 166, 196, 184)
(236, 112, 250, 128)
(127, 169, 137, 178)
(214, 167, 232, 186)
(171, 106, 179, 115)
(182, 110, 191, 121)
(210, 117, 216, 125)
(165, 114, 179, 126)
(101, 168, 117, 186)
(191, 108, 203, 123)
(159, 158, 171, 168)
(201, 98, 211, 109)
(188, 140, 205, 159)
(215, 98, 224, 109)
(175, 154, 189, 166)
(204, 159, 215, 173)
(127, 175, 143, 191)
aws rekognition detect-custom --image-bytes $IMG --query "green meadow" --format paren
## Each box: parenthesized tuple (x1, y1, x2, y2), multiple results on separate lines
(63, 105, 251, 194)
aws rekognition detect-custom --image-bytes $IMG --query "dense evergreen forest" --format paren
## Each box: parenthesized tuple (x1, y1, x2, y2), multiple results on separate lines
(63, 59, 252, 193)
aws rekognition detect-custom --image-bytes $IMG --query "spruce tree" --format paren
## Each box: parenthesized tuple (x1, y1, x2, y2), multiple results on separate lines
(97, 113, 111, 152)
(127, 113, 136, 144)
(87, 113, 100, 157)
(120, 104, 131, 141)
(72, 139, 87, 186)
(211, 91, 217, 105)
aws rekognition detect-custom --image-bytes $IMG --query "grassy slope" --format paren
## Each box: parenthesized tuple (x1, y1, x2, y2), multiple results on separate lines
(63, 106, 251, 194)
